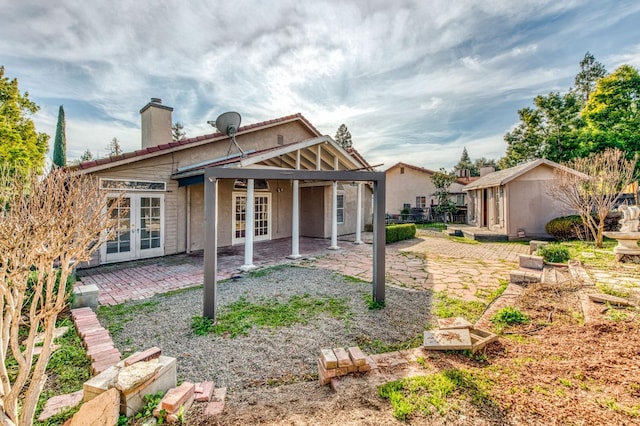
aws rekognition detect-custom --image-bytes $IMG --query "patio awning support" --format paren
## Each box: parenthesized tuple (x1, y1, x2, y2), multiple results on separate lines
(354, 182, 363, 244)
(203, 176, 218, 320)
(202, 168, 386, 321)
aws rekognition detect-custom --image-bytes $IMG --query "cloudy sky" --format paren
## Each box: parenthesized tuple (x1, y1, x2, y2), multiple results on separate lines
(2, 0, 639, 170)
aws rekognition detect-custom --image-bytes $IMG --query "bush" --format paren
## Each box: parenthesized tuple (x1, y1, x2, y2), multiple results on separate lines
(491, 306, 529, 329)
(386, 224, 416, 243)
(545, 215, 586, 240)
(546, 212, 624, 240)
(537, 243, 571, 263)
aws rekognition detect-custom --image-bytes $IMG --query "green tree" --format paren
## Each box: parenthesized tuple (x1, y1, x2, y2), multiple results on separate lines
(581, 64, 640, 160)
(52, 105, 66, 168)
(453, 147, 476, 177)
(474, 157, 497, 173)
(574, 51, 607, 104)
(334, 124, 353, 149)
(500, 91, 583, 169)
(431, 168, 458, 219)
(172, 122, 186, 141)
(0, 66, 49, 176)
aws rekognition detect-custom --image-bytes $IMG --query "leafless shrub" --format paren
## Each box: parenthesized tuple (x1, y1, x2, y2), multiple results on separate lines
(0, 168, 118, 425)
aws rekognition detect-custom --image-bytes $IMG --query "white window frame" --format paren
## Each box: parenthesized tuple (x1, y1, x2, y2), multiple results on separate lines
(232, 192, 272, 245)
(337, 193, 345, 224)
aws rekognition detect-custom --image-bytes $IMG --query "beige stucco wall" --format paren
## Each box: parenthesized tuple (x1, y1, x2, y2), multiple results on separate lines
(466, 165, 574, 239)
(83, 119, 375, 264)
(506, 167, 572, 238)
(385, 166, 437, 214)
(300, 186, 326, 237)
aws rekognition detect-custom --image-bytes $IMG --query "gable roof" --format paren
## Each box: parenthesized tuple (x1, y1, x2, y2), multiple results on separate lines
(463, 158, 587, 190)
(73, 113, 323, 174)
(386, 162, 472, 185)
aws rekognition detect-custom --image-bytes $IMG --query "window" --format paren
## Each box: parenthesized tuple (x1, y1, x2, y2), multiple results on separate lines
(456, 194, 465, 206)
(400, 167, 405, 174)
(415, 196, 427, 209)
(403, 203, 411, 211)
(337, 194, 345, 224)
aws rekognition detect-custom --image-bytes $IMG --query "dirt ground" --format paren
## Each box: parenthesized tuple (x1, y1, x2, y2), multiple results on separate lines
(184, 279, 640, 426)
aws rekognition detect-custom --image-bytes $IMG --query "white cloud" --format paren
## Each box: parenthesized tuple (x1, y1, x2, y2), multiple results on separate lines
(2, 0, 639, 171)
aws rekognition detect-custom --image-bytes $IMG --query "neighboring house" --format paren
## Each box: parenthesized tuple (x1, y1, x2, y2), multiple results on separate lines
(385, 162, 471, 221)
(74, 99, 373, 267)
(463, 159, 583, 239)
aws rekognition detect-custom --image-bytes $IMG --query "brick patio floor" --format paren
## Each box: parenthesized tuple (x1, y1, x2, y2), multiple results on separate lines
(77, 231, 530, 305)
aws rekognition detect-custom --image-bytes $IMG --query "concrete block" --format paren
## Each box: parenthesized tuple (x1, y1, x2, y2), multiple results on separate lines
(519, 254, 544, 270)
(529, 240, 548, 255)
(84, 355, 177, 417)
(510, 269, 542, 285)
(424, 329, 473, 350)
(71, 284, 99, 309)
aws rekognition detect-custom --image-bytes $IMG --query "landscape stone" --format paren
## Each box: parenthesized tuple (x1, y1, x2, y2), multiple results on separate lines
(437, 317, 473, 330)
(33, 326, 69, 345)
(519, 254, 544, 270)
(116, 359, 162, 392)
(588, 293, 635, 307)
(65, 388, 119, 426)
(37, 390, 83, 421)
(424, 328, 472, 350)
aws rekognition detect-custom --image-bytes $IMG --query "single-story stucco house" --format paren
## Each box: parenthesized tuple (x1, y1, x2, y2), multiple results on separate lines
(74, 99, 375, 268)
(385, 162, 471, 221)
(463, 158, 584, 240)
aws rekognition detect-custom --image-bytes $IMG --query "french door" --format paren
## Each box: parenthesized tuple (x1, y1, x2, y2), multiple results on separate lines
(103, 194, 165, 263)
(232, 192, 271, 245)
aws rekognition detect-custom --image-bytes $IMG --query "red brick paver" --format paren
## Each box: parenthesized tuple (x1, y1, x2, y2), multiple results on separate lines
(77, 232, 530, 306)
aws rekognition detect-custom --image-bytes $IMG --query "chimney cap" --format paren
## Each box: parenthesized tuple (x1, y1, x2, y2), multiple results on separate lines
(140, 98, 174, 114)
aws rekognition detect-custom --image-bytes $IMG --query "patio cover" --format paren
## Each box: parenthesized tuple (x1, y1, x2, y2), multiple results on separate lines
(201, 167, 386, 320)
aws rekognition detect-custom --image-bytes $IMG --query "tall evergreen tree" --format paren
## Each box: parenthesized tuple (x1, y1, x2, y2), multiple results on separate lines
(52, 105, 66, 168)
(334, 124, 353, 149)
(453, 147, 476, 176)
(574, 52, 607, 104)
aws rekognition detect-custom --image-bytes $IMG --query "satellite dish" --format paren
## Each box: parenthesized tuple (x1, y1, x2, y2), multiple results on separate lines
(214, 111, 241, 136)
(209, 111, 246, 158)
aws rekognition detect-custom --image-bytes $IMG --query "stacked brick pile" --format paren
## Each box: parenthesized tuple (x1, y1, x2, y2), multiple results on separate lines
(153, 380, 224, 422)
(318, 346, 372, 385)
(71, 307, 121, 374)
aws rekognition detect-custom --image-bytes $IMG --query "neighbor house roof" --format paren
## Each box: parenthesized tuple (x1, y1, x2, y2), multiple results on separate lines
(462, 158, 587, 191)
(72, 113, 323, 174)
(386, 162, 475, 185)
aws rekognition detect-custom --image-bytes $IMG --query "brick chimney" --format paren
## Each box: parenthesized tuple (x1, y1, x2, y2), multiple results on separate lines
(140, 98, 173, 149)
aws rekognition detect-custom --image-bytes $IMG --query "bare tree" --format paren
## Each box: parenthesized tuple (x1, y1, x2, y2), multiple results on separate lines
(0, 167, 118, 425)
(548, 148, 637, 247)
(108, 137, 122, 157)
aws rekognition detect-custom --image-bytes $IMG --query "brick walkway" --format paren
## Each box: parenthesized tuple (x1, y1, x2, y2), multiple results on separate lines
(77, 231, 530, 305)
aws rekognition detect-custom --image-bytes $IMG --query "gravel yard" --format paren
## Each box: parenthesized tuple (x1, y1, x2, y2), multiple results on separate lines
(99, 265, 433, 391)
